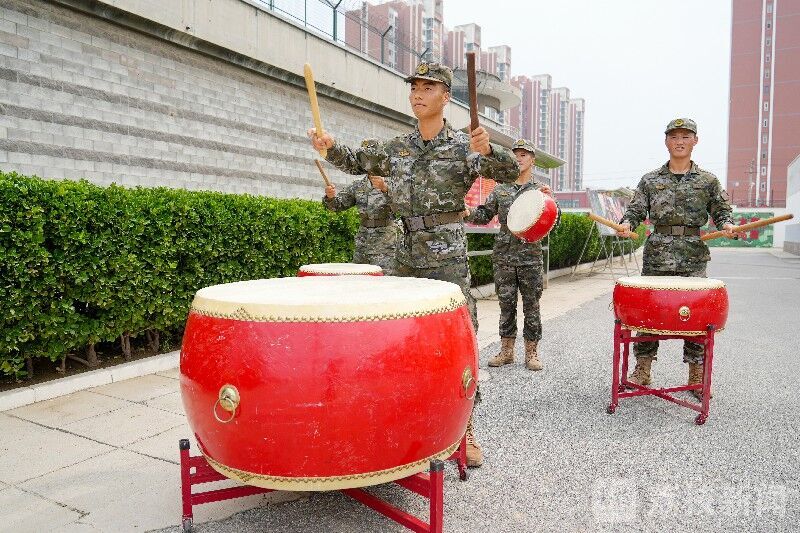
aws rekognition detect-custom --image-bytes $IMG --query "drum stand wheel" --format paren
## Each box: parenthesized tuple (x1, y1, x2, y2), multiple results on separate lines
(179, 436, 469, 532)
(608, 320, 717, 424)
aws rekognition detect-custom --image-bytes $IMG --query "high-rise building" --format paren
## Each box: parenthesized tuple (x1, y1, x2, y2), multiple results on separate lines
(569, 98, 585, 191)
(421, 0, 444, 62)
(510, 74, 551, 149)
(509, 77, 583, 191)
(344, 1, 425, 72)
(726, 0, 800, 207)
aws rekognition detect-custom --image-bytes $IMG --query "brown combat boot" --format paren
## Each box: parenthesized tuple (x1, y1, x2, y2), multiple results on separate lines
(627, 357, 653, 386)
(524, 340, 542, 371)
(688, 363, 712, 400)
(488, 337, 515, 367)
(464, 416, 483, 468)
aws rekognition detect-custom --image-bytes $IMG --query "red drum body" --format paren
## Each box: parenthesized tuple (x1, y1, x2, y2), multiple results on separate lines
(180, 276, 477, 490)
(297, 262, 383, 276)
(507, 189, 558, 243)
(613, 276, 729, 335)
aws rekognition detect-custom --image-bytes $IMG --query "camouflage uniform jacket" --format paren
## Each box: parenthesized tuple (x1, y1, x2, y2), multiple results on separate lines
(325, 120, 519, 268)
(466, 180, 556, 266)
(621, 161, 734, 273)
(322, 176, 397, 263)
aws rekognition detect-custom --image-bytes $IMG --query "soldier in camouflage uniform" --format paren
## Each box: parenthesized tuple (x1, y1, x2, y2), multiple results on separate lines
(322, 174, 398, 274)
(465, 139, 559, 372)
(309, 62, 519, 468)
(617, 118, 740, 399)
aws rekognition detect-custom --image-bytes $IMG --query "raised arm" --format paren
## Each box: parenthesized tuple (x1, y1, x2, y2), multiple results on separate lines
(464, 188, 499, 226)
(322, 180, 357, 212)
(310, 132, 391, 177)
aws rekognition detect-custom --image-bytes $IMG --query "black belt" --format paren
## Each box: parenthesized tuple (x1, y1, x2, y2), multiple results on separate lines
(401, 211, 463, 233)
(360, 217, 392, 228)
(655, 225, 701, 237)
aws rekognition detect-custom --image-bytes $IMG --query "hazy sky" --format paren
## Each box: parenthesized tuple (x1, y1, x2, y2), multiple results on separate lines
(448, 0, 733, 189)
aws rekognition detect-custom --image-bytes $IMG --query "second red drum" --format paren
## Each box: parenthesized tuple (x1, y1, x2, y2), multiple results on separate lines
(297, 262, 383, 276)
(613, 276, 729, 335)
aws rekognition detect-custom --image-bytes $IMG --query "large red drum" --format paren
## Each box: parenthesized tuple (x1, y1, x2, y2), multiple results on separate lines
(297, 262, 383, 276)
(507, 188, 558, 243)
(180, 276, 477, 490)
(613, 276, 729, 335)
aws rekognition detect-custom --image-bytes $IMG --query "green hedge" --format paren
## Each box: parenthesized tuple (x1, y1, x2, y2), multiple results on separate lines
(1, 171, 645, 379)
(0, 172, 358, 379)
(468, 216, 646, 286)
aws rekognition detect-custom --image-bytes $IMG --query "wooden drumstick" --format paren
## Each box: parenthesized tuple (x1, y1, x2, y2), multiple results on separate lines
(314, 159, 332, 188)
(588, 212, 639, 240)
(304, 63, 326, 159)
(701, 213, 794, 241)
(466, 52, 479, 132)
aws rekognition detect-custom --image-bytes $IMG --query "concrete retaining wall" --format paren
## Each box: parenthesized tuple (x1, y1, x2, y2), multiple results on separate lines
(0, 0, 505, 199)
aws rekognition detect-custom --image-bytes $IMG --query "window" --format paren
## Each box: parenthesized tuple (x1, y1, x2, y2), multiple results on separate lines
(767, 3, 773, 13)
(766, 37, 771, 46)
(767, 22, 771, 29)
(766, 53, 771, 62)
(763, 119, 769, 127)
(764, 84, 770, 92)
(761, 166, 767, 176)
(763, 101, 769, 111)
(765, 70, 770, 78)
(762, 152, 767, 159)
(763, 134, 768, 143)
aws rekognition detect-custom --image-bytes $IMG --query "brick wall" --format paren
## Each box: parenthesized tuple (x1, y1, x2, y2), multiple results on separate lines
(0, 0, 412, 199)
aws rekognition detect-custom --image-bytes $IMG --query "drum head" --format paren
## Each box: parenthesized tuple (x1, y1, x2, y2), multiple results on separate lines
(507, 189, 545, 233)
(615, 276, 725, 290)
(299, 262, 382, 275)
(191, 276, 465, 322)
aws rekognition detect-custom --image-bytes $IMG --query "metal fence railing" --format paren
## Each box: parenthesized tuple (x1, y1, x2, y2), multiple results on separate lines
(252, 0, 431, 76)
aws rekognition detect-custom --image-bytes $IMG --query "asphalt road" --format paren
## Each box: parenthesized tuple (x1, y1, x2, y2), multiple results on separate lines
(160, 249, 799, 533)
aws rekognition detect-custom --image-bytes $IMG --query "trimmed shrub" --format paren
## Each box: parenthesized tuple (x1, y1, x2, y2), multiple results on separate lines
(0, 172, 357, 379)
(1, 171, 644, 378)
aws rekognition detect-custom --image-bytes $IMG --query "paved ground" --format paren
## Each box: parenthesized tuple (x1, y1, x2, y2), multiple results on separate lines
(1, 249, 798, 532)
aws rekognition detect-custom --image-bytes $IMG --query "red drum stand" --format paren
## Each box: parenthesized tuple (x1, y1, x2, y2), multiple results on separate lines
(607, 320, 717, 425)
(179, 437, 468, 532)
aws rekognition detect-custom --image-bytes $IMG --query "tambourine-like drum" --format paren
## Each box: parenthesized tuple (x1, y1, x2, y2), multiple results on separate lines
(297, 262, 383, 276)
(613, 276, 729, 335)
(180, 276, 477, 491)
(507, 189, 558, 243)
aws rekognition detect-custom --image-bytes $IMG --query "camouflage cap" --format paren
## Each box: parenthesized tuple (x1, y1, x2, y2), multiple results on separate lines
(511, 138, 536, 154)
(664, 118, 698, 134)
(404, 62, 453, 89)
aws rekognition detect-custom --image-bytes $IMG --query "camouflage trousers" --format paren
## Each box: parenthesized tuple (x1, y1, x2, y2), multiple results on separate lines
(353, 251, 397, 276)
(393, 259, 477, 332)
(494, 263, 544, 341)
(394, 259, 480, 402)
(634, 266, 708, 364)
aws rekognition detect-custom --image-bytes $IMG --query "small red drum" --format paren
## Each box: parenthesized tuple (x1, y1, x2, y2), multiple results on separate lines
(507, 188, 558, 243)
(180, 276, 477, 491)
(613, 276, 729, 335)
(297, 262, 383, 276)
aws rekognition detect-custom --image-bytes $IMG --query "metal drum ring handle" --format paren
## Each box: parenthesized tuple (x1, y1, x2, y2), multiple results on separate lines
(213, 385, 239, 424)
(462, 367, 477, 400)
(679, 306, 691, 322)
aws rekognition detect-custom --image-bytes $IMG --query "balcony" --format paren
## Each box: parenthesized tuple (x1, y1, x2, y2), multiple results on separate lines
(450, 69, 522, 113)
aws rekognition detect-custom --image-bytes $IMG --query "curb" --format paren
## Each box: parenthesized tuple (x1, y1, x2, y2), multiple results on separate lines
(0, 351, 179, 412)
